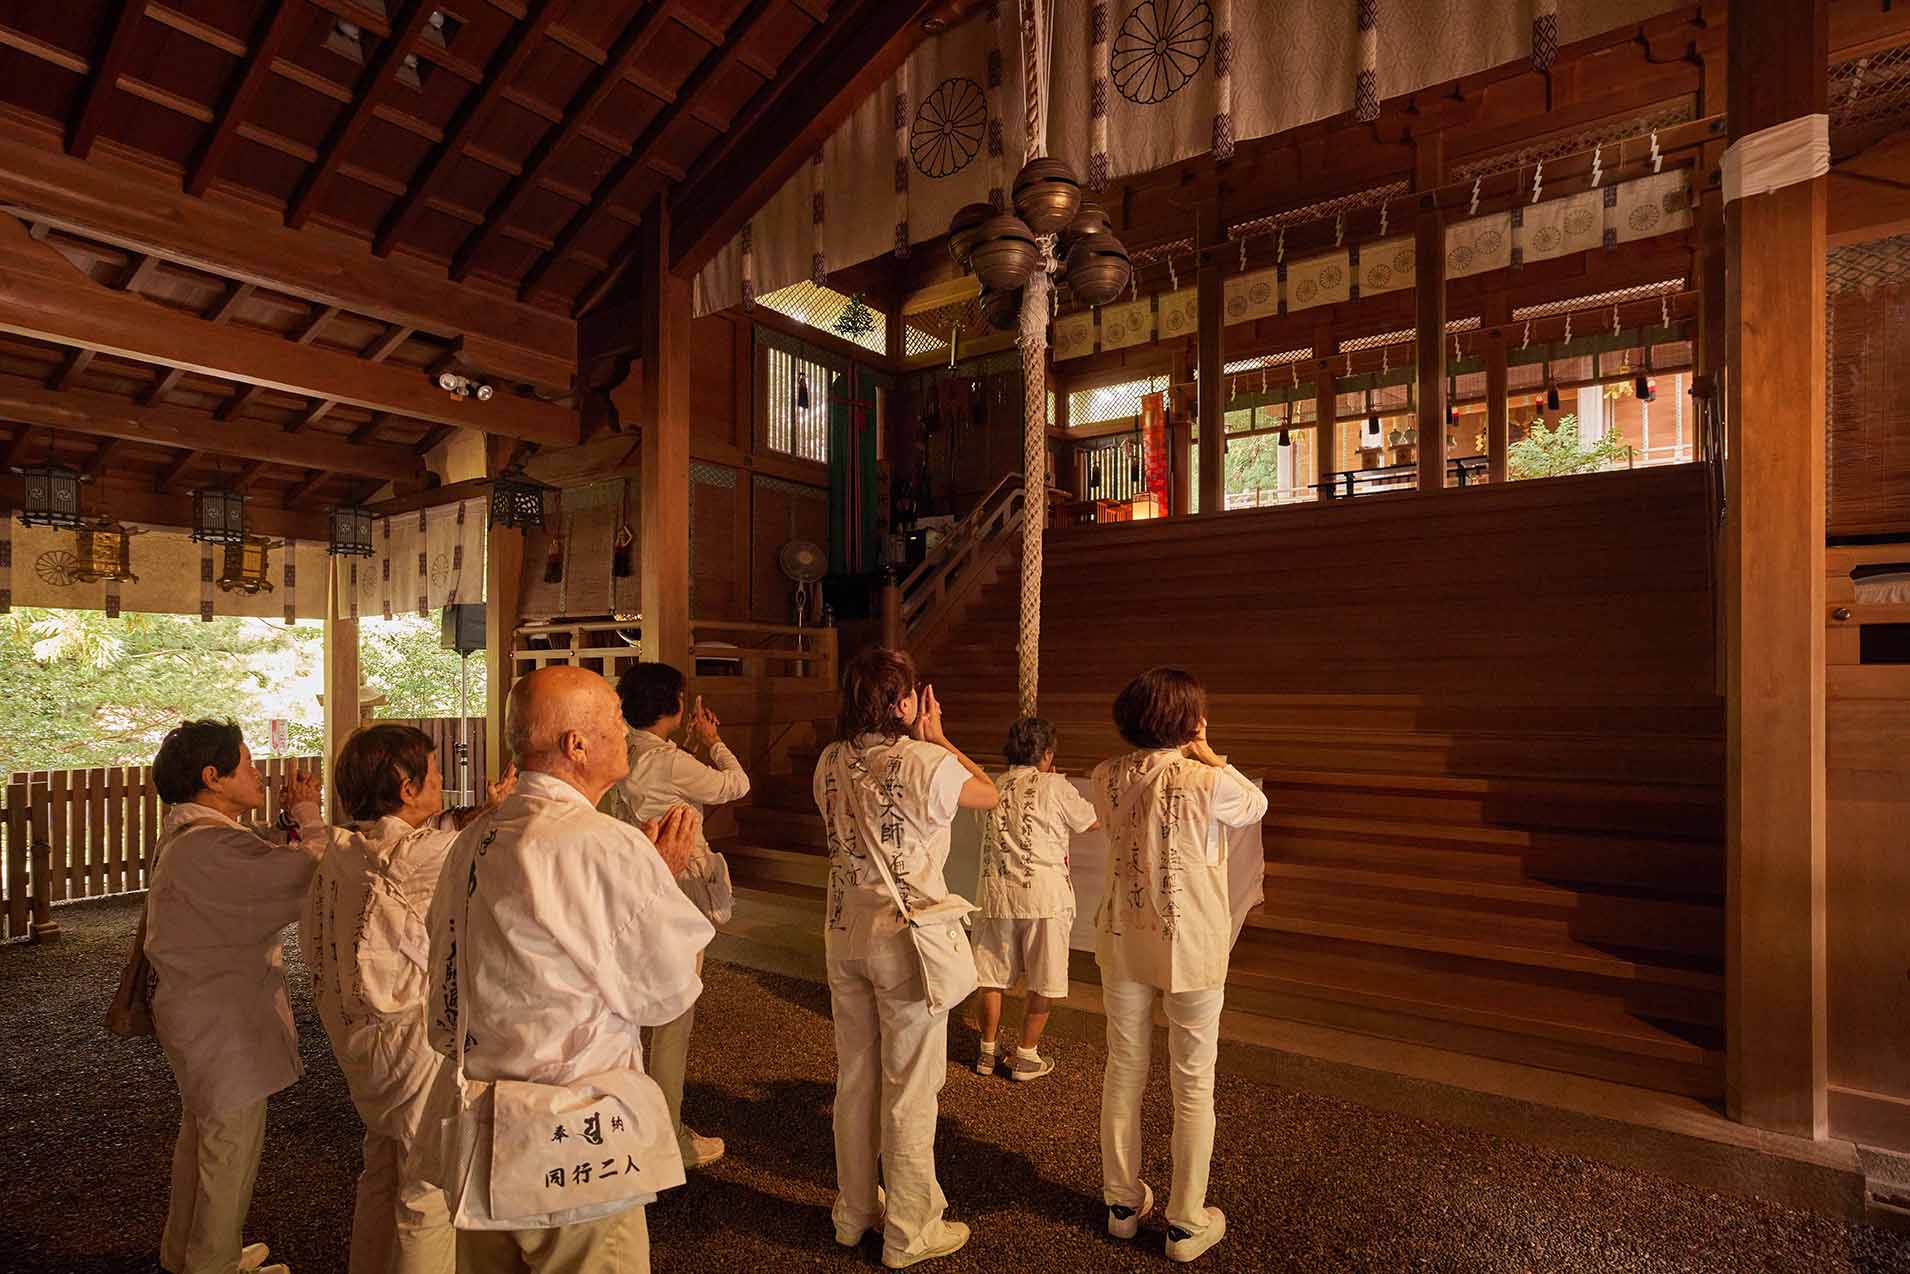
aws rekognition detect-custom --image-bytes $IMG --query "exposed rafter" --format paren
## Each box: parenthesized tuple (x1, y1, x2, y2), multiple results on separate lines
(522, 0, 779, 302)
(288, 0, 438, 229)
(67, 0, 144, 159)
(188, 1, 303, 197)
(449, 1, 681, 281)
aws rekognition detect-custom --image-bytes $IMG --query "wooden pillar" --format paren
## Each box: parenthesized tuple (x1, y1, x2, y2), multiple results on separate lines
(1414, 134, 1447, 494)
(1313, 325, 1338, 498)
(1167, 346, 1193, 516)
(1197, 203, 1225, 515)
(322, 558, 359, 822)
(1723, 0, 1828, 1139)
(1485, 293, 1511, 484)
(637, 196, 693, 671)
(484, 524, 524, 782)
(1696, 51, 1730, 464)
(880, 566, 904, 651)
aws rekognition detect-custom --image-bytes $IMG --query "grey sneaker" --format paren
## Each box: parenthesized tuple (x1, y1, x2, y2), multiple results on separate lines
(974, 1045, 1001, 1076)
(1004, 1051, 1055, 1081)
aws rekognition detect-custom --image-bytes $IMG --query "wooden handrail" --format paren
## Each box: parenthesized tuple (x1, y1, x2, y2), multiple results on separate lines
(897, 474, 1030, 648)
(898, 470, 1024, 600)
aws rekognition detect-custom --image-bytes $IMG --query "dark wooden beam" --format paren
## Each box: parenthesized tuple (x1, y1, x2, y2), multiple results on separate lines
(0, 375, 424, 479)
(1, 473, 327, 537)
(450, 1, 680, 281)
(232, 458, 271, 491)
(281, 468, 333, 508)
(635, 196, 691, 668)
(1414, 132, 1447, 494)
(68, 0, 144, 159)
(524, 0, 777, 301)
(1196, 202, 1223, 515)
(50, 348, 96, 391)
(218, 385, 267, 422)
(374, 0, 562, 258)
(670, 0, 932, 274)
(187, 0, 302, 196)
(2, 425, 38, 470)
(81, 437, 120, 478)
(361, 323, 413, 362)
(0, 216, 579, 444)
(348, 412, 391, 443)
(116, 252, 160, 291)
(0, 123, 575, 386)
(289, 399, 339, 433)
(154, 450, 199, 492)
(293, 304, 341, 344)
(288, 0, 437, 229)
(413, 423, 455, 454)
(205, 280, 256, 323)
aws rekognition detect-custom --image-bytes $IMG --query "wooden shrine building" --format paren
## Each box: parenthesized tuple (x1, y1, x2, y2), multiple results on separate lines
(0, 0, 1907, 1224)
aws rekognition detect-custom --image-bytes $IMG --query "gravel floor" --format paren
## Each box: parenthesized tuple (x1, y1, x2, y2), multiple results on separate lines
(3, 899, 1908, 1274)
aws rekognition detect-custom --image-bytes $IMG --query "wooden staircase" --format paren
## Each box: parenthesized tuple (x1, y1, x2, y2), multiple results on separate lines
(910, 465, 1728, 1099)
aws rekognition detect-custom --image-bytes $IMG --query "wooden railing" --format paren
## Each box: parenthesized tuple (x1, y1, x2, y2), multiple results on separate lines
(513, 618, 837, 693)
(895, 472, 1027, 641)
(379, 717, 488, 806)
(1, 754, 321, 942)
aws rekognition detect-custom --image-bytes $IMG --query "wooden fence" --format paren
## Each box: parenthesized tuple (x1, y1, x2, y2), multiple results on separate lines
(376, 717, 488, 806)
(1, 754, 321, 942)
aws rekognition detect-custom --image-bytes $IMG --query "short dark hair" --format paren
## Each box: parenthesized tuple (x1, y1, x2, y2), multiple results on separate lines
(837, 646, 918, 741)
(153, 719, 244, 805)
(335, 724, 435, 823)
(1112, 667, 1207, 750)
(617, 662, 686, 731)
(1004, 717, 1056, 766)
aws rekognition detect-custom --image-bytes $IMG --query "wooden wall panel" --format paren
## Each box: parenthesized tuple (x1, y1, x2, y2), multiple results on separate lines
(1828, 280, 1910, 539)
(691, 311, 746, 455)
(690, 462, 745, 620)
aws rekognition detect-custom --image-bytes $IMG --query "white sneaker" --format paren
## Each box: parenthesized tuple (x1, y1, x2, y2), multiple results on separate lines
(1107, 1181, 1153, 1239)
(681, 1130, 725, 1169)
(835, 1185, 886, 1247)
(882, 1220, 971, 1268)
(239, 1244, 270, 1270)
(1166, 1207, 1227, 1263)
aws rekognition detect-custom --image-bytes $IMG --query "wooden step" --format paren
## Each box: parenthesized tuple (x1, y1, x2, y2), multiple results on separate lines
(732, 805, 825, 848)
(1244, 892, 1722, 990)
(1256, 768, 1722, 838)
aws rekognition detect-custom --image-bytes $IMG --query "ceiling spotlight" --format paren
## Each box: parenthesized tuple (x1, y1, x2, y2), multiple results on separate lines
(475, 383, 494, 402)
(437, 371, 494, 401)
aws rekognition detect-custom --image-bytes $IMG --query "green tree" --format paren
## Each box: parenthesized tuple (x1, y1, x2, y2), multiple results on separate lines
(1225, 432, 1285, 502)
(360, 615, 488, 720)
(0, 609, 322, 780)
(1507, 412, 1632, 480)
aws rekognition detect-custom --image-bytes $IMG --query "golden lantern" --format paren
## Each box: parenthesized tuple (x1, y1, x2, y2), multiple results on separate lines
(218, 534, 277, 595)
(946, 202, 995, 271)
(1065, 234, 1131, 306)
(980, 287, 1022, 332)
(968, 214, 1041, 291)
(72, 519, 139, 583)
(1012, 157, 1082, 234)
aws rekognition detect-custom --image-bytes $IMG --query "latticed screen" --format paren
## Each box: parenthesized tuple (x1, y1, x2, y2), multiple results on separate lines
(756, 280, 888, 356)
(1069, 373, 1170, 428)
(762, 342, 832, 463)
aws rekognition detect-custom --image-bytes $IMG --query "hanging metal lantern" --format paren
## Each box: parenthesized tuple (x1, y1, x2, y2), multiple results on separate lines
(969, 214, 1041, 291)
(191, 486, 247, 545)
(979, 286, 1022, 332)
(1057, 201, 1113, 261)
(327, 504, 375, 557)
(73, 519, 138, 583)
(489, 469, 549, 530)
(16, 462, 85, 529)
(947, 202, 995, 271)
(1065, 234, 1131, 307)
(218, 534, 276, 595)
(1012, 157, 1082, 235)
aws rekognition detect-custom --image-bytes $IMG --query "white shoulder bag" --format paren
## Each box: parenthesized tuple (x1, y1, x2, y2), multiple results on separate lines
(435, 854, 687, 1230)
(823, 743, 978, 1016)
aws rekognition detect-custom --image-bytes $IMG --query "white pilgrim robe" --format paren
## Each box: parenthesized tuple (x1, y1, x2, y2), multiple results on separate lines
(145, 801, 327, 1115)
(612, 727, 749, 909)
(978, 766, 1099, 921)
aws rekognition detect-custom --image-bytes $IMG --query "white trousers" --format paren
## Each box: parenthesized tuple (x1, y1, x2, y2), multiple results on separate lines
(1099, 977, 1225, 1235)
(327, 1014, 455, 1274)
(456, 1202, 648, 1273)
(827, 931, 956, 1263)
(161, 1099, 266, 1274)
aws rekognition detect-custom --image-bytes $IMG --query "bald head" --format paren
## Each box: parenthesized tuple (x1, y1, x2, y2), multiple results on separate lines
(506, 665, 630, 802)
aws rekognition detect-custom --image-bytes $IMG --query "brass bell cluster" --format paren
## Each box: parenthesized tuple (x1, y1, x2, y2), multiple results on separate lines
(946, 157, 1132, 327)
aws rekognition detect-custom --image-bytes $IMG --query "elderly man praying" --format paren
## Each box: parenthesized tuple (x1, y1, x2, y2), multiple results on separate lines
(426, 665, 714, 1274)
(145, 719, 327, 1274)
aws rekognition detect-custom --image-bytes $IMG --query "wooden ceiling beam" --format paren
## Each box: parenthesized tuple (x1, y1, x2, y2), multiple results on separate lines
(0, 22, 90, 74)
(362, 324, 413, 362)
(82, 437, 121, 478)
(188, 1, 302, 197)
(525, 0, 778, 302)
(450, 1, 680, 281)
(289, 0, 437, 229)
(0, 376, 423, 479)
(50, 348, 96, 392)
(0, 472, 327, 538)
(153, 450, 199, 492)
(68, 0, 145, 159)
(289, 399, 339, 433)
(3, 426, 38, 470)
(281, 468, 333, 507)
(0, 124, 575, 385)
(375, 0, 561, 258)
(218, 385, 267, 422)
(670, 0, 934, 275)
(0, 217, 578, 444)
(293, 304, 341, 344)
(233, 458, 271, 491)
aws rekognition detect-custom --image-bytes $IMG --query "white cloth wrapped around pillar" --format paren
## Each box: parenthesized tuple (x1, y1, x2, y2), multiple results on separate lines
(1721, 113, 1829, 205)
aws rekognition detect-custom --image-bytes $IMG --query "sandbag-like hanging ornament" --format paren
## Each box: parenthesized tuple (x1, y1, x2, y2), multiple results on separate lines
(1532, 0, 1559, 73)
(970, 214, 1042, 289)
(1355, 0, 1379, 123)
(1013, 156, 1081, 234)
(1088, 1, 1110, 190)
(1213, 0, 1235, 161)
(893, 65, 911, 259)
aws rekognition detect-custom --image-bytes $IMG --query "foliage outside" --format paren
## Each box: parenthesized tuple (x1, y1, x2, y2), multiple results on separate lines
(0, 609, 480, 781)
(1507, 413, 1632, 481)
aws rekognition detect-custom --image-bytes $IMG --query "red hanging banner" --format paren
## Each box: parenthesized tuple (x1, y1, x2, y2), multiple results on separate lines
(1140, 391, 1170, 517)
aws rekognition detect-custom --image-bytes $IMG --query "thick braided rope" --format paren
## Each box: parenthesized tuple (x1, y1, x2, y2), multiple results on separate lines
(1016, 0, 1047, 717)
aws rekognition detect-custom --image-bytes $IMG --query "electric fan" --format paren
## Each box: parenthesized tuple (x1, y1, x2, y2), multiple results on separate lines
(779, 539, 827, 627)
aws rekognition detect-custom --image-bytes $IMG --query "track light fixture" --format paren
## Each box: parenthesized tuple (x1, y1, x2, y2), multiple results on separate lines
(438, 371, 495, 402)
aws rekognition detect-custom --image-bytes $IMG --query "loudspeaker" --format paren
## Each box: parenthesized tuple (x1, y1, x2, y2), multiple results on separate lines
(441, 603, 486, 655)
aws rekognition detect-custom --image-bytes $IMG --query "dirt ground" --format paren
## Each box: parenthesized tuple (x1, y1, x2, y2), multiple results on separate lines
(3, 898, 1908, 1274)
